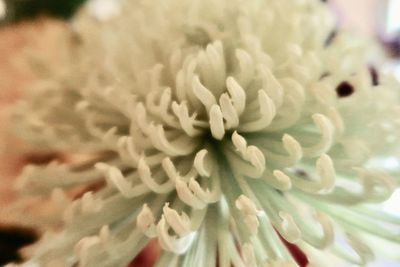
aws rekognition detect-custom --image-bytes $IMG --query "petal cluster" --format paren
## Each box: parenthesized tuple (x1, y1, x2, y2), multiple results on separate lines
(12, 0, 400, 266)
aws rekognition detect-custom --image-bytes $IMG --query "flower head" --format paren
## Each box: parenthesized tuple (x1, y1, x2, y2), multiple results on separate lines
(12, 0, 400, 266)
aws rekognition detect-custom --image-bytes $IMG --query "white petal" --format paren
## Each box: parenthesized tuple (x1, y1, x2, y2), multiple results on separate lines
(193, 149, 213, 177)
(138, 157, 174, 194)
(302, 114, 334, 157)
(219, 93, 240, 129)
(137, 204, 157, 237)
(175, 179, 207, 209)
(278, 211, 301, 243)
(192, 75, 217, 112)
(209, 105, 225, 140)
(226, 77, 246, 115)
(156, 216, 197, 254)
(163, 204, 192, 237)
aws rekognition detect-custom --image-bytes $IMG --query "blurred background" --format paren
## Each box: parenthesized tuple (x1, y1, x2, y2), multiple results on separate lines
(0, 0, 399, 266)
(333, 0, 400, 79)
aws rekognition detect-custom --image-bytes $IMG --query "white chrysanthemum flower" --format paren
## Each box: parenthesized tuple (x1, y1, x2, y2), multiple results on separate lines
(11, 0, 400, 266)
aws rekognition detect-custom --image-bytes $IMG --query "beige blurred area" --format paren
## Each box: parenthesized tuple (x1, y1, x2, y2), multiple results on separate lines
(0, 18, 161, 265)
(0, 20, 161, 267)
(0, 18, 69, 224)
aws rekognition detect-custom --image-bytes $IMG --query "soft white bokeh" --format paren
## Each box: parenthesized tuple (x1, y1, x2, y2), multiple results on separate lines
(386, 0, 400, 37)
(0, 0, 6, 19)
(86, 0, 121, 21)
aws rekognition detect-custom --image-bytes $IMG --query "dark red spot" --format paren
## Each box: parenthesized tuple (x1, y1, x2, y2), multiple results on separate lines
(73, 181, 105, 200)
(279, 235, 309, 267)
(319, 72, 330, 80)
(21, 152, 65, 166)
(369, 66, 379, 86)
(295, 169, 309, 178)
(325, 30, 337, 47)
(128, 240, 160, 267)
(336, 81, 354, 97)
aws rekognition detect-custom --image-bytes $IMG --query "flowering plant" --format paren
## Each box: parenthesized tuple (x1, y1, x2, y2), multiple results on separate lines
(10, 0, 400, 266)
